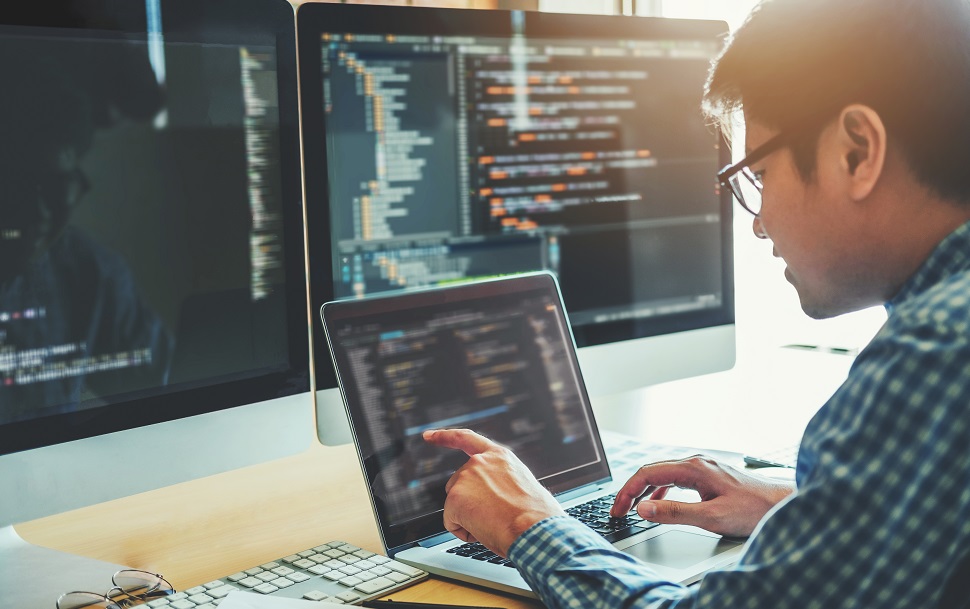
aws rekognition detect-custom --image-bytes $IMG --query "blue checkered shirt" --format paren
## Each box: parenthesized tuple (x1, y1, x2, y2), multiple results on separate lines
(509, 220, 970, 608)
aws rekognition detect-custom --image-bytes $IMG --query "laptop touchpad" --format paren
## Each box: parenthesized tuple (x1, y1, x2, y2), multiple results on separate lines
(623, 531, 742, 570)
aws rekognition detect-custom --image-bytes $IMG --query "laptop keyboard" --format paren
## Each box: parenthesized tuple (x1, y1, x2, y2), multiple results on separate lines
(143, 541, 427, 607)
(565, 493, 658, 542)
(446, 492, 659, 566)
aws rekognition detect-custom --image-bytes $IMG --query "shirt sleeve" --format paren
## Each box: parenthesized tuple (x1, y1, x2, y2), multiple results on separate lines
(509, 516, 691, 609)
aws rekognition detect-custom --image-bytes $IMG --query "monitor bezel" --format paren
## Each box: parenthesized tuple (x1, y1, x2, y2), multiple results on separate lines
(296, 3, 735, 394)
(0, 0, 309, 456)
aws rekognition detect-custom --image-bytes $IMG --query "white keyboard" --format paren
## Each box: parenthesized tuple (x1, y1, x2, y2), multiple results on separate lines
(145, 541, 428, 607)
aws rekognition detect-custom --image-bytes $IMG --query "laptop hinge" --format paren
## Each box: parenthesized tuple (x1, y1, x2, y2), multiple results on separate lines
(555, 481, 609, 504)
(418, 532, 455, 548)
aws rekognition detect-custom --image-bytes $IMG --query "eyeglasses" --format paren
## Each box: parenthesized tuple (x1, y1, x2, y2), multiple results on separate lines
(716, 132, 787, 216)
(56, 570, 175, 609)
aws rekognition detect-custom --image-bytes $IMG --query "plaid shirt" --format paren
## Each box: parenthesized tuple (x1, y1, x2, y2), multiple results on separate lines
(509, 220, 970, 608)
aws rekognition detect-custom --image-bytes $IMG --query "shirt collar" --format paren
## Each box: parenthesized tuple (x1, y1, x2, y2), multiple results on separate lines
(887, 219, 970, 314)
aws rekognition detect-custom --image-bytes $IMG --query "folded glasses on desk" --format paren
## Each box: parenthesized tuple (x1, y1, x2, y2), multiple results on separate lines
(56, 569, 174, 609)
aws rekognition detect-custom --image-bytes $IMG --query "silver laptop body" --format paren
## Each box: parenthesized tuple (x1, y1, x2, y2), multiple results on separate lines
(321, 272, 741, 598)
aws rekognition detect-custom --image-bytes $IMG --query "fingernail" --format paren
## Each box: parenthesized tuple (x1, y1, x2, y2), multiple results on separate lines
(639, 502, 656, 518)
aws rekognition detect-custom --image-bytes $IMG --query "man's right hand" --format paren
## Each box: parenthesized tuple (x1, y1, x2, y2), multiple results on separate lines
(611, 456, 796, 538)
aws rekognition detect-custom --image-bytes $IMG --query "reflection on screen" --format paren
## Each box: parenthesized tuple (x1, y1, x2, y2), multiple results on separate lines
(331, 287, 600, 526)
(0, 28, 289, 424)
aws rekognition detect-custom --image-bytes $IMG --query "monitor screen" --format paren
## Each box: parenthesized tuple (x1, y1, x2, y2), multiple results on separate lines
(298, 5, 734, 442)
(0, 0, 308, 476)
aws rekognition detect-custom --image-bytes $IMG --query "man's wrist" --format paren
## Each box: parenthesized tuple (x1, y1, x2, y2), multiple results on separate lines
(504, 509, 565, 554)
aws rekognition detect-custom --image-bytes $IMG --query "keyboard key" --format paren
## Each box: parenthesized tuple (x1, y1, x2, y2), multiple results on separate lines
(188, 593, 214, 604)
(261, 562, 281, 570)
(335, 591, 362, 603)
(207, 586, 235, 599)
(303, 591, 330, 601)
(339, 576, 364, 587)
(309, 564, 329, 576)
(323, 569, 344, 580)
(168, 602, 194, 609)
(254, 582, 279, 594)
(238, 576, 263, 588)
(385, 571, 410, 584)
(355, 576, 397, 595)
(185, 586, 207, 596)
(386, 561, 424, 577)
(287, 571, 311, 583)
(271, 577, 294, 588)
(602, 525, 646, 544)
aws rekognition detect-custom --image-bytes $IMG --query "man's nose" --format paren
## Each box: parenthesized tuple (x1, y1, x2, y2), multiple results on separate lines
(752, 215, 768, 239)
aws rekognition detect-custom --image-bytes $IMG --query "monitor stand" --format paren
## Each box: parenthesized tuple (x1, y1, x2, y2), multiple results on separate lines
(1, 525, 128, 609)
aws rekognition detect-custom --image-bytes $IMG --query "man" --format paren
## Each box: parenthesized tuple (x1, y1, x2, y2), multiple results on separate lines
(423, 0, 970, 606)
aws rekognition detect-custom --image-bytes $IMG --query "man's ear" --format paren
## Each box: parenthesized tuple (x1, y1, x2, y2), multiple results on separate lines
(837, 105, 887, 200)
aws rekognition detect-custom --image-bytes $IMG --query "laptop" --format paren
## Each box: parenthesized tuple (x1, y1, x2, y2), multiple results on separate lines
(320, 272, 742, 598)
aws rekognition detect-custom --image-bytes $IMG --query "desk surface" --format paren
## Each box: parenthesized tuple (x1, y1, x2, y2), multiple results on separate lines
(16, 348, 851, 608)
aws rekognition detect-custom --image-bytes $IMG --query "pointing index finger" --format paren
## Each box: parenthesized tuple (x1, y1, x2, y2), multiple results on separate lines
(423, 428, 496, 456)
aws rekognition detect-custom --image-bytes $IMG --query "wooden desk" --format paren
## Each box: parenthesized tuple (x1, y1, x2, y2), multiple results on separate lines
(16, 441, 541, 609)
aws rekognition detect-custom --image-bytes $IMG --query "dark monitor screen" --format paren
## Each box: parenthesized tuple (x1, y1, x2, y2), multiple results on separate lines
(0, 0, 308, 454)
(298, 5, 734, 392)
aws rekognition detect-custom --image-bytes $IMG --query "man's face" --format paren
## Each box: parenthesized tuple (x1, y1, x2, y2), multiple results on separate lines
(744, 119, 881, 319)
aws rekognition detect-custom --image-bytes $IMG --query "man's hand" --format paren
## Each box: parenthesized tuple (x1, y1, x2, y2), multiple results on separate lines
(611, 456, 795, 538)
(423, 428, 566, 557)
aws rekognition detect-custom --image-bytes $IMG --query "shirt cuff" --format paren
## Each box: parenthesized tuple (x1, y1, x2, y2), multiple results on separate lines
(508, 516, 687, 608)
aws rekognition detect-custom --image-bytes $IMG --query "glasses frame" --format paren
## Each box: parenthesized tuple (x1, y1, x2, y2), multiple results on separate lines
(55, 569, 174, 609)
(716, 131, 787, 216)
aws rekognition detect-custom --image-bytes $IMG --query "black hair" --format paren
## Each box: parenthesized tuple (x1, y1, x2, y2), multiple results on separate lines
(704, 0, 970, 203)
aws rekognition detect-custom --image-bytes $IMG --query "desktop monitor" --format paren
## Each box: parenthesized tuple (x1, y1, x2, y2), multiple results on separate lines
(296, 5, 735, 445)
(0, 0, 311, 531)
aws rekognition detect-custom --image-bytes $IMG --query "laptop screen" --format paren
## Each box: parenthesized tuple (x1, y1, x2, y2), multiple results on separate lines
(322, 273, 611, 549)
